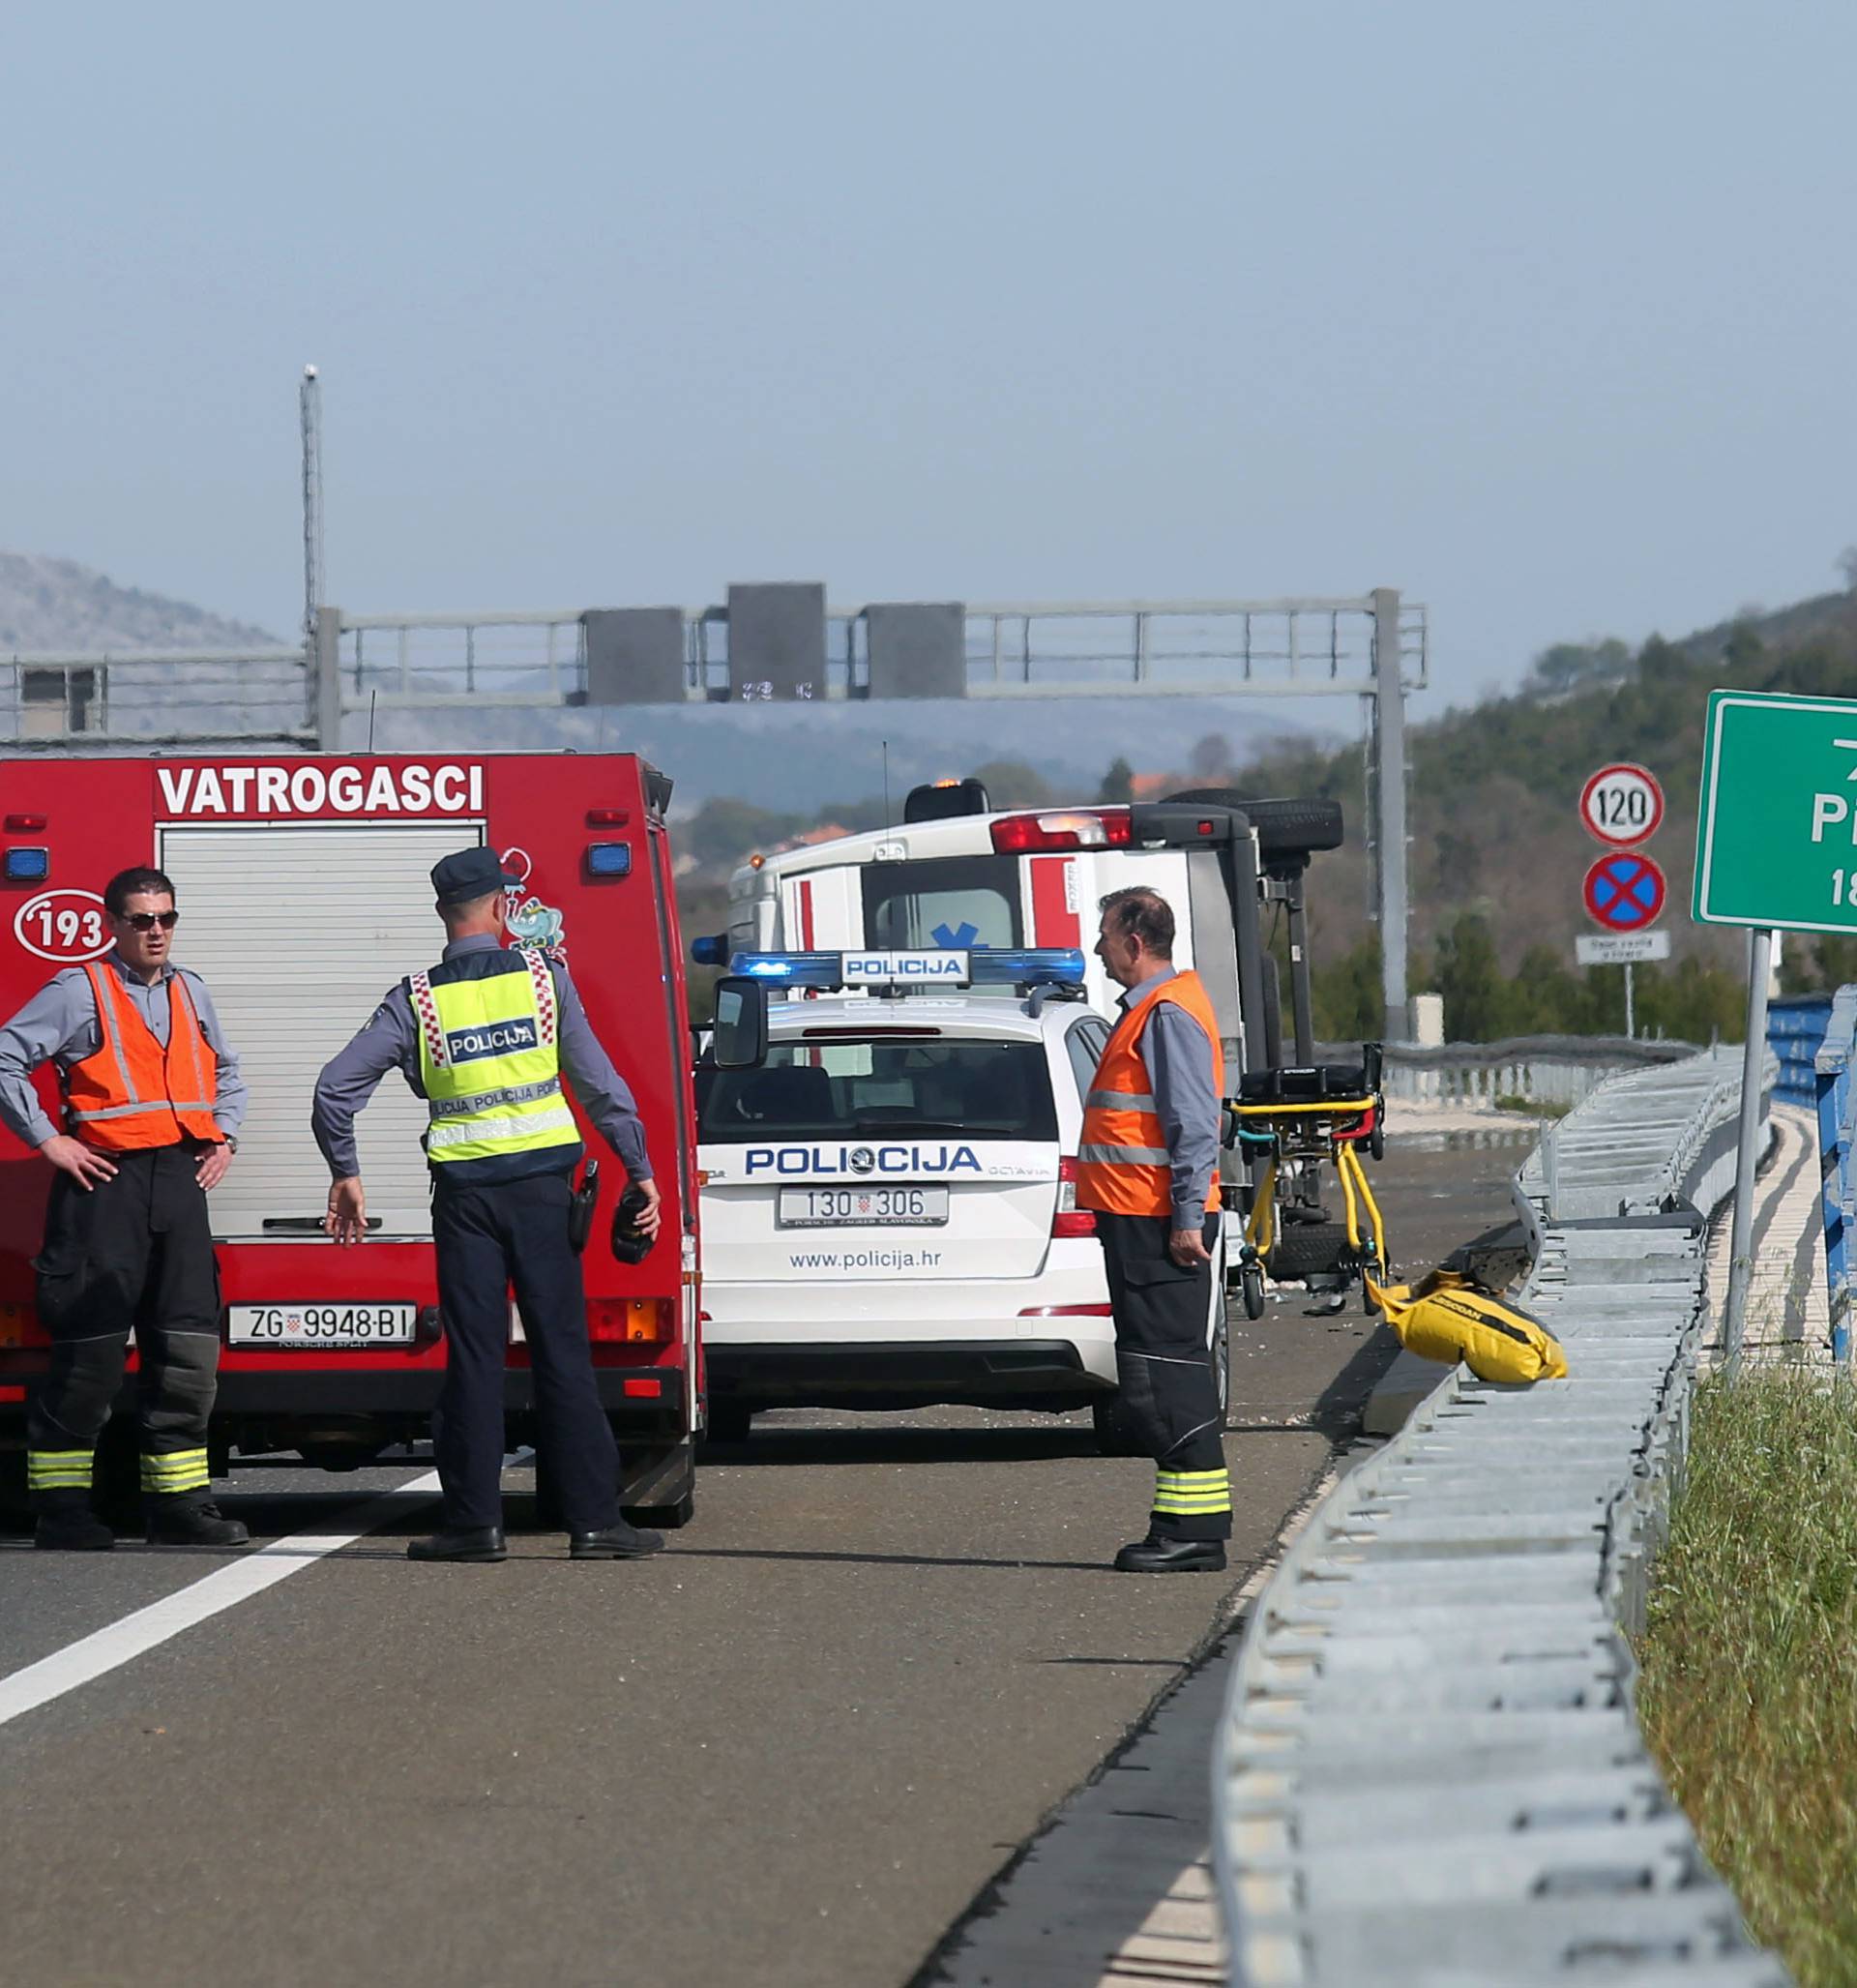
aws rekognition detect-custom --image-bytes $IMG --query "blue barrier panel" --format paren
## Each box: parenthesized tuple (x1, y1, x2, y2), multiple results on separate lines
(1814, 985, 1857, 1362)
(1770, 992, 1834, 1108)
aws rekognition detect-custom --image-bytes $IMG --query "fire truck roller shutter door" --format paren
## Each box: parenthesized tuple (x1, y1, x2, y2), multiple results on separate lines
(157, 823, 482, 1239)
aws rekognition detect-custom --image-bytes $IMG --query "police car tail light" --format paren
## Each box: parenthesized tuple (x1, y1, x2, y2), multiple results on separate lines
(587, 1297, 675, 1343)
(1052, 1156, 1096, 1238)
(990, 810, 1133, 853)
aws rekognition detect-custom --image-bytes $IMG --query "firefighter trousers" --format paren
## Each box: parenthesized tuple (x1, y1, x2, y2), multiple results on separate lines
(26, 1143, 221, 1502)
(430, 1167, 620, 1533)
(1098, 1211, 1231, 1542)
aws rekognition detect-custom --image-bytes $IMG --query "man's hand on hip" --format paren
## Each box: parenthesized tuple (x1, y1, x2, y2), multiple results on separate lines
(39, 1135, 117, 1191)
(195, 1143, 233, 1192)
(631, 1177, 663, 1238)
(1168, 1225, 1212, 1268)
(325, 1176, 368, 1246)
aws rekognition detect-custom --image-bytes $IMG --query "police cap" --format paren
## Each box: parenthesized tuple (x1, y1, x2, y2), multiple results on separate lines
(431, 846, 522, 906)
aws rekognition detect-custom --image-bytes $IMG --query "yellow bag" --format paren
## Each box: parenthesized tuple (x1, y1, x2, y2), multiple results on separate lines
(1366, 1267, 1568, 1383)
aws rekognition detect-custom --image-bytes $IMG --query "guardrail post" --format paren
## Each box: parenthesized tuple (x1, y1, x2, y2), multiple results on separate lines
(1371, 587, 1409, 1044)
(313, 606, 341, 752)
(1724, 929, 1778, 1370)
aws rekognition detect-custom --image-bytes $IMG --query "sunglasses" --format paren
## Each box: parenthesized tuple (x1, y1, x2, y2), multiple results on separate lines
(119, 910, 180, 932)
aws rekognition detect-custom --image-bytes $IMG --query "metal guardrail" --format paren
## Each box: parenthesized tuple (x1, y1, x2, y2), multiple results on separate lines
(1365, 1036, 1698, 1114)
(1, 648, 315, 748)
(1768, 995, 1833, 1111)
(1213, 1048, 1789, 1987)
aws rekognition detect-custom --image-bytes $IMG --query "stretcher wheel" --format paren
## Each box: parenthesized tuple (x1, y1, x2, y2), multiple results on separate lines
(1264, 1222, 1354, 1283)
(1370, 1113, 1385, 1163)
(1241, 1261, 1266, 1320)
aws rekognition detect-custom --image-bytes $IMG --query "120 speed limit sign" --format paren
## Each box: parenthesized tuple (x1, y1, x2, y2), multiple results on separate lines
(1579, 762, 1665, 847)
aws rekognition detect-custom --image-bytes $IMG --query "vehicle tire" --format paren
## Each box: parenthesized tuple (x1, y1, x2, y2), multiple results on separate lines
(0, 1446, 28, 1532)
(93, 1419, 141, 1530)
(1241, 1260, 1266, 1320)
(1163, 790, 1344, 864)
(704, 1399, 754, 1446)
(1091, 1397, 1147, 1458)
(1265, 1222, 1354, 1283)
(622, 1440, 697, 1529)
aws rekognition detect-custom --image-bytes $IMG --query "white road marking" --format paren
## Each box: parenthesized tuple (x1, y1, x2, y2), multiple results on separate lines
(0, 1469, 440, 1732)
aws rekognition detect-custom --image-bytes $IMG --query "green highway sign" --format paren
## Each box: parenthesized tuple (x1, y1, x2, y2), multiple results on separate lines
(1695, 689, 1857, 931)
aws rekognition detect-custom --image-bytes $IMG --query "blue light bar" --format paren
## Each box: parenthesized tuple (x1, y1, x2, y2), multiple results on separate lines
(966, 948, 1088, 987)
(726, 947, 1087, 991)
(728, 952, 846, 987)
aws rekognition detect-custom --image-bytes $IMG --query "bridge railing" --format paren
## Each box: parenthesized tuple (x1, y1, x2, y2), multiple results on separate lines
(0, 648, 316, 749)
(1313, 1035, 1699, 1114)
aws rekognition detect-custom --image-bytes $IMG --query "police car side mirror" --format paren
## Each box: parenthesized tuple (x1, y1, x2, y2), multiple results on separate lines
(710, 977, 769, 1070)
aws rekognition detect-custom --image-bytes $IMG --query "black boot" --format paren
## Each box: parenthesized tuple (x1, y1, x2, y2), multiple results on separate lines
(1113, 1535, 1227, 1574)
(407, 1526, 508, 1562)
(34, 1490, 114, 1553)
(569, 1518, 664, 1560)
(145, 1493, 252, 1548)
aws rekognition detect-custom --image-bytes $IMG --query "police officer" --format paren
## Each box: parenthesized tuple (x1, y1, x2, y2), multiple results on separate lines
(0, 866, 250, 1551)
(1078, 886, 1232, 1572)
(312, 846, 663, 1563)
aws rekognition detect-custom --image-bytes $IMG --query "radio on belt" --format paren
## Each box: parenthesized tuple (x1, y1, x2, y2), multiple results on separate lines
(728, 948, 1086, 992)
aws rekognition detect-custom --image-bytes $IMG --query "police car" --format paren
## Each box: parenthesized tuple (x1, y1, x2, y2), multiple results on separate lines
(694, 948, 1227, 1451)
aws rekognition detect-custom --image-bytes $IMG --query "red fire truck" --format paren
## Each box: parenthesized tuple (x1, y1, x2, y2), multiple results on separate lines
(0, 752, 704, 1527)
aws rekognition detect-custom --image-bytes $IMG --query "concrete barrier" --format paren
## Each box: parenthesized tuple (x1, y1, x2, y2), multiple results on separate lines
(1212, 1048, 1790, 1987)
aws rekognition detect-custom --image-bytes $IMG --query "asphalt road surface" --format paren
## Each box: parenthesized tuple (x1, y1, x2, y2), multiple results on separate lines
(0, 1139, 1519, 1988)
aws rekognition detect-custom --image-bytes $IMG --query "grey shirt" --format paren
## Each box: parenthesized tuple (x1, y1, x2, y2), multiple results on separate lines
(311, 935, 652, 1181)
(1122, 965, 1221, 1228)
(0, 950, 248, 1150)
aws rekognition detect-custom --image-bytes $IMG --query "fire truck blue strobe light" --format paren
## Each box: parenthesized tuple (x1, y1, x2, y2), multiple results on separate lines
(726, 948, 1087, 990)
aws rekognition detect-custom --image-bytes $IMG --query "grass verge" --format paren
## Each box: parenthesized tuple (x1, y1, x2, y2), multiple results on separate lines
(1636, 1368, 1857, 1985)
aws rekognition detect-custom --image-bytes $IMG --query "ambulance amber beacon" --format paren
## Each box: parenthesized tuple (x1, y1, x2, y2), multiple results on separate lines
(1079, 887, 1232, 1573)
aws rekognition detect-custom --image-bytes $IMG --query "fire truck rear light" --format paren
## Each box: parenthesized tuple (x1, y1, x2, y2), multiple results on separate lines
(0, 1384, 25, 1403)
(1052, 1156, 1097, 1237)
(585, 843, 633, 877)
(586, 809, 631, 827)
(621, 1378, 661, 1398)
(990, 811, 1132, 854)
(588, 1297, 674, 1343)
(0, 1303, 49, 1350)
(5, 848, 49, 882)
(5, 814, 47, 832)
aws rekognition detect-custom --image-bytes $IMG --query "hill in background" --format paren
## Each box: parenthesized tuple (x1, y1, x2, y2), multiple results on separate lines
(0, 550, 280, 652)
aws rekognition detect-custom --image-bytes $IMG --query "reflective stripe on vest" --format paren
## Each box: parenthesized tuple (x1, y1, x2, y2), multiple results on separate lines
(412, 952, 578, 1167)
(1075, 969, 1224, 1218)
(64, 963, 221, 1151)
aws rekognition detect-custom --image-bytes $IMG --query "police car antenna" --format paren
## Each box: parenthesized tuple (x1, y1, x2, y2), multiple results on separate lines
(368, 690, 378, 753)
(881, 740, 892, 832)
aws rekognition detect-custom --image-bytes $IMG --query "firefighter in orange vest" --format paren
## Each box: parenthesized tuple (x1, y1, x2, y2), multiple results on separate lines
(0, 866, 251, 1551)
(1078, 886, 1232, 1572)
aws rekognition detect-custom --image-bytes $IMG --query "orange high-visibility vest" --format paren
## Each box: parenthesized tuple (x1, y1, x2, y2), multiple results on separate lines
(63, 961, 221, 1150)
(1076, 969, 1224, 1219)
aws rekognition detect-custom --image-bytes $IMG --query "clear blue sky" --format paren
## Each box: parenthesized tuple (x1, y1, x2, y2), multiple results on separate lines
(4, 1, 1853, 708)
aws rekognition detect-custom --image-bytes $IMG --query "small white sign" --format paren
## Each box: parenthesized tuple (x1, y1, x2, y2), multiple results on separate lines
(840, 950, 969, 985)
(1579, 762, 1665, 846)
(1577, 930, 1671, 965)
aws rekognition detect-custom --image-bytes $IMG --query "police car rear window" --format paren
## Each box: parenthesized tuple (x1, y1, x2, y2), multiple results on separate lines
(696, 1039, 1057, 1142)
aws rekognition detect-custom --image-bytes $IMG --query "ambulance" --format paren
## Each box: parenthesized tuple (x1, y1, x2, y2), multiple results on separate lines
(0, 753, 705, 1526)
